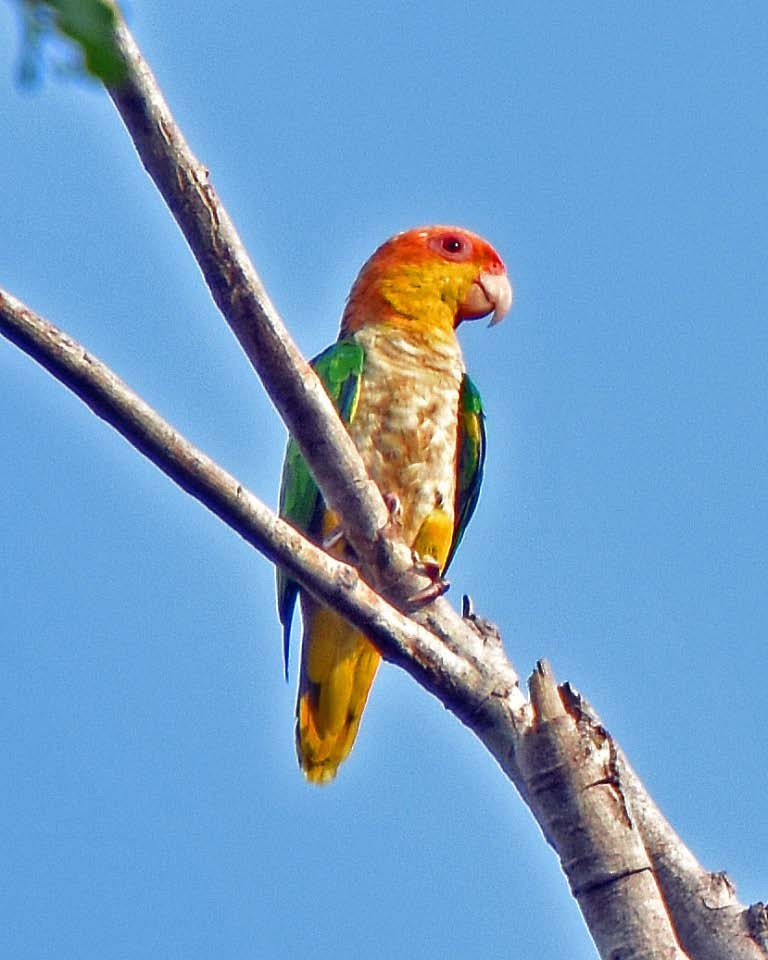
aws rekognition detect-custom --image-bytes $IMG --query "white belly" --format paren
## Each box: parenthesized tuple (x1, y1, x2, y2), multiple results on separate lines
(349, 327, 464, 544)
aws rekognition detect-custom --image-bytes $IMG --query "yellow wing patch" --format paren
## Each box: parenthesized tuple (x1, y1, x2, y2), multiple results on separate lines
(411, 506, 454, 572)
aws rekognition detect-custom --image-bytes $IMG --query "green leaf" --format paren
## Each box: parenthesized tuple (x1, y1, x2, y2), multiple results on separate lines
(13, 0, 126, 87)
(52, 0, 125, 85)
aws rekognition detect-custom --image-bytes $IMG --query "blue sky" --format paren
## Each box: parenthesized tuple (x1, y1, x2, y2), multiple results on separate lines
(1, 2, 767, 957)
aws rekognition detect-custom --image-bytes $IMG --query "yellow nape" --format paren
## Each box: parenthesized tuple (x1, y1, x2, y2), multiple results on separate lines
(297, 602, 380, 784)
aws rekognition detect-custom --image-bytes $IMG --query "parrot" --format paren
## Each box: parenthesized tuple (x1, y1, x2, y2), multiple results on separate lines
(277, 225, 512, 784)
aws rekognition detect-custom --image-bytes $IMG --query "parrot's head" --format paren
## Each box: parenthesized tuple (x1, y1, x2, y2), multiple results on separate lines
(340, 225, 513, 339)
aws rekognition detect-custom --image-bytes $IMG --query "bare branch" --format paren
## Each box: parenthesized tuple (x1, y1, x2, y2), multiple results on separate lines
(619, 752, 768, 960)
(562, 684, 768, 960)
(519, 664, 688, 959)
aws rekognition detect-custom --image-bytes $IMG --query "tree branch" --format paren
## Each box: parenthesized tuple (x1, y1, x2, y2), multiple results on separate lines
(563, 683, 768, 960)
(3, 5, 765, 958)
(619, 751, 768, 960)
(520, 663, 687, 960)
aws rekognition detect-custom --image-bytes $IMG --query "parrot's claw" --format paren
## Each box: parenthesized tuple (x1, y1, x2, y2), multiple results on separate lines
(405, 551, 450, 607)
(322, 525, 345, 551)
(383, 492, 404, 526)
(406, 576, 451, 607)
(411, 551, 441, 581)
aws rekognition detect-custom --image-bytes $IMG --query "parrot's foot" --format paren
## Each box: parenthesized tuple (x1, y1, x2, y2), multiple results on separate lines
(411, 551, 441, 582)
(380, 494, 448, 605)
(378, 493, 405, 562)
(405, 551, 450, 607)
(383, 492, 404, 526)
(322, 525, 346, 551)
(407, 578, 451, 607)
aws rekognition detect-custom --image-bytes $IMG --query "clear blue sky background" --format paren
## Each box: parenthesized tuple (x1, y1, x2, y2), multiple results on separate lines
(1, 3, 766, 957)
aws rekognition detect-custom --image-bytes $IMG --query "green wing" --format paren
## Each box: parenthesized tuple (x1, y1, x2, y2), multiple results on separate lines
(445, 373, 486, 574)
(276, 339, 365, 674)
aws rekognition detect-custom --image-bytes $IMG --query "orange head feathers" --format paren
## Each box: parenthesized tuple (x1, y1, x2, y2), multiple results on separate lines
(340, 225, 513, 339)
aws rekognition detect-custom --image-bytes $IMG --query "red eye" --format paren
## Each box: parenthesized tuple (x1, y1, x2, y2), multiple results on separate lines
(428, 232, 472, 261)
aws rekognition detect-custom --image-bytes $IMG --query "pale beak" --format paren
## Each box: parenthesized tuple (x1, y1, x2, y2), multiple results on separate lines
(458, 270, 513, 326)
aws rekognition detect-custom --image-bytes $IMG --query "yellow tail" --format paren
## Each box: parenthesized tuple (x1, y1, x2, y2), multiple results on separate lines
(295, 505, 454, 783)
(296, 596, 380, 783)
